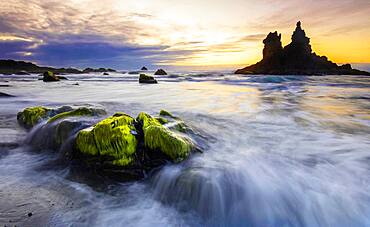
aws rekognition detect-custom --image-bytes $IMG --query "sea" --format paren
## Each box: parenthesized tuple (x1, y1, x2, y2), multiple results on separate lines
(0, 71, 370, 226)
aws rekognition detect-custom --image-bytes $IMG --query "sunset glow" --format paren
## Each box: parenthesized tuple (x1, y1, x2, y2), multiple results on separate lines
(0, 0, 369, 69)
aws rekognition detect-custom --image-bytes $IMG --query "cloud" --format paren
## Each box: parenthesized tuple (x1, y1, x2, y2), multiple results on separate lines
(0, 0, 369, 68)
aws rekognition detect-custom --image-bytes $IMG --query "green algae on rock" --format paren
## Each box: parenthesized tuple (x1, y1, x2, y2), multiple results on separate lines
(17, 106, 51, 128)
(76, 113, 138, 167)
(137, 112, 193, 162)
(159, 109, 176, 118)
(48, 107, 106, 123)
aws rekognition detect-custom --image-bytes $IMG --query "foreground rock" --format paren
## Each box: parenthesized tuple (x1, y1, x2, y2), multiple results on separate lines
(139, 74, 158, 84)
(235, 21, 370, 76)
(17, 106, 198, 181)
(154, 69, 167, 75)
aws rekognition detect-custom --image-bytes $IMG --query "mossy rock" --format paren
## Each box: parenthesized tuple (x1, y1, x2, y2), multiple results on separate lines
(159, 109, 175, 118)
(139, 74, 157, 84)
(48, 107, 107, 123)
(43, 71, 60, 82)
(17, 106, 51, 129)
(17, 106, 103, 129)
(75, 113, 138, 167)
(137, 112, 193, 162)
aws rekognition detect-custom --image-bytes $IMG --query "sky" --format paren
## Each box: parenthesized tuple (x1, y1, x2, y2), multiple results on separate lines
(0, 0, 370, 70)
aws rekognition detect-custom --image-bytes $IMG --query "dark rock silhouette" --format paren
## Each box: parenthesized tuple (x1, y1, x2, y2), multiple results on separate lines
(82, 67, 116, 73)
(154, 69, 167, 75)
(141, 66, 148, 70)
(235, 22, 370, 75)
(0, 59, 116, 75)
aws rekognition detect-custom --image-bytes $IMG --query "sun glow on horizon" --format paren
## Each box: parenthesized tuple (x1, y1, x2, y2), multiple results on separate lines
(0, 0, 369, 68)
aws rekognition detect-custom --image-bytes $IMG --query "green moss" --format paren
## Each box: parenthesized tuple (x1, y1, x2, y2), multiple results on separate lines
(47, 107, 106, 123)
(155, 117, 168, 125)
(159, 109, 176, 118)
(145, 125, 193, 162)
(137, 112, 193, 162)
(75, 113, 138, 167)
(17, 106, 50, 128)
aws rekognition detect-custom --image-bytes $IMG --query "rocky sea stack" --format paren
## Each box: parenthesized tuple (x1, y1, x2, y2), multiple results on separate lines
(235, 21, 370, 76)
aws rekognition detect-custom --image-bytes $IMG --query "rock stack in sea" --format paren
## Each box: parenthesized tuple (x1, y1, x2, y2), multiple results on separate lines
(235, 21, 370, 75)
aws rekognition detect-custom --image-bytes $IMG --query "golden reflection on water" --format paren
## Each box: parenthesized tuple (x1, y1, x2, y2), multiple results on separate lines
(301, 85, 370, 134)
(180, 82, 261, 116)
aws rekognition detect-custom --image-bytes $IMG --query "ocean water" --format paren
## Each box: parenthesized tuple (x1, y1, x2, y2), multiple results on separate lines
(0, 71, 370, 226)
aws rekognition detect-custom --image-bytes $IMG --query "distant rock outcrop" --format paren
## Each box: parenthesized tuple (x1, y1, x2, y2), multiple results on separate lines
(82, 67, 116, 73)
(141, 66, 148, 71)
(154, 69, 167, 75)
(235, 22, 370, 76)
(0, 59, 117, 75)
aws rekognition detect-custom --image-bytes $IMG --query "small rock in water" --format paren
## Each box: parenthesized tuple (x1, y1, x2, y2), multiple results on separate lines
(103, 72, 109, 75)
(139, 74, 158, 84)
(141, 66, 148, 70)
(154, 69, 167, 75)
(27, 212, 33, 217)
(43, 71, 60, 82)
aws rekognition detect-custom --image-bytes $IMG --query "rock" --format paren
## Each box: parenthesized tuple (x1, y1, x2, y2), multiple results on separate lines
(139, 74, 158, 84)
(18, 106, 199, 181)
(154, 69, 167, 75)
(17, 106, 73, 129)
(141, 66, 148, 70)
(43, 71, 60, 82)
(103, 72, 109, 75)
(0, 92, 14, 97)
(76, 113, 138, 167)
(83, 68, 116, 73)
(235, 21, 370, 76)
(28, 212, 33, 217)
(159, 109, 177, 119)
(128, 71, 140, 74)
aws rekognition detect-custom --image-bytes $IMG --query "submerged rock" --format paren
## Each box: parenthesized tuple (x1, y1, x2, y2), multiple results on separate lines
(0, 92, 14, 97)
(47, 107, 107, 123)
(154, 69, 167, 75)
(139, 74, 158, 84)
(235, 21, 370, 75)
